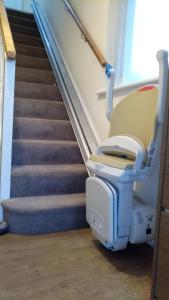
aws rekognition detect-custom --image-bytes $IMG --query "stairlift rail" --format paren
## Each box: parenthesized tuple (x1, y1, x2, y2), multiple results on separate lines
(156, 50, 168, 124)
(63, 0, 115, 121)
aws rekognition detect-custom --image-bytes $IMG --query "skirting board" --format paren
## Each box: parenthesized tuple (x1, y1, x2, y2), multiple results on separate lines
(32, 0, 100, 162)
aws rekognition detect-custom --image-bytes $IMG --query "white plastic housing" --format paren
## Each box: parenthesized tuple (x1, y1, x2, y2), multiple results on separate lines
(129, 198, 156, 244)
(86, 177, 117, 248)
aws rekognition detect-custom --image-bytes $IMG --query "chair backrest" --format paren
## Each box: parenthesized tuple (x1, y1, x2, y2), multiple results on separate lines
(109, 85, 158, 149)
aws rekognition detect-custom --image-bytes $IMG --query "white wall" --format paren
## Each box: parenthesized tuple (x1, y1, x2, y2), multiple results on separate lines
(37, 0, 123, 145)
(5, 0, 32, 12)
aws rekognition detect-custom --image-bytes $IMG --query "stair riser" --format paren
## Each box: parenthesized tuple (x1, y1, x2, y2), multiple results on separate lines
(3, 206, 87, 235)
(10, 23, 40, 37)
(13, 33, 43, 47)
(15, 43, 47, 58)
(16, 55, 51, 70)
(8, 15, 37, 28)
(7, 9, 35, 20)
(11, 169, 87, 197)
(13, 118, 76, 141)
(14, 99, 68, 120)
(12, 141, 83, 165)
(16, 68, 55, 85)
(15, 82, 61, 101)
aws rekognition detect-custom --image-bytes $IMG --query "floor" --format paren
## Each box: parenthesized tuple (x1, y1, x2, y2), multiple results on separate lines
(0, 229, 152, 300)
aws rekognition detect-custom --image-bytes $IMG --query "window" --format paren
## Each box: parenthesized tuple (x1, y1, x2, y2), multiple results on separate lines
(123, 0, 169, 83)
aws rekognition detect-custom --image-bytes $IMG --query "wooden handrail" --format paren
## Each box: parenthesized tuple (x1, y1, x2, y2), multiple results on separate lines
(64, 0, 108, 68)
(0, 0, 16, 59)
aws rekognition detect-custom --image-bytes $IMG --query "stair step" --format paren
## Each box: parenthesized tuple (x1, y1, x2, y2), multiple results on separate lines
(8, 15, 37, 28)
(10, 22, 40, 37)
(15, 82, 61, 101)
(2, 193, 87, 235)
(7, 8, 35, 20)
(14, 98, 68, 120)
(13, 117, 76, 141)
(16, 67, 55, 85)
(11, 164, 87, 197)
(15, 43, 47, 58)
(16, 55, 51, 70)
(13, 32, 43, 47)
(12, 140, 83, 165)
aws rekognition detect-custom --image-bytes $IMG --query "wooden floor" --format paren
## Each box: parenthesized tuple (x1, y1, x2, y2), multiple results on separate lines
(0, 229, 152, 300)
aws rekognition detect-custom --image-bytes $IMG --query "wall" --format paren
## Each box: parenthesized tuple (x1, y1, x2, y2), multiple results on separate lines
(37, 0, 123, 145)
(5, 0, 32, 12)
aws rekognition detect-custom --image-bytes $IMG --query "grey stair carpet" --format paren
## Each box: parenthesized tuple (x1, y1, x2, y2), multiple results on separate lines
(15, 42, 47, 58)
(2, 194, 86, 235)
(16, 55, 51, 70)
(10, 22, 40, 36)
(13, 32, 43, 47)
(2, 8, 88, 235)
(15, 82, 61, 100)
(16, 67, 55, 84)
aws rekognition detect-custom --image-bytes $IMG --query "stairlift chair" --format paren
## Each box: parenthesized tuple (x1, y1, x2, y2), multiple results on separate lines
(86, 50, 169, 251)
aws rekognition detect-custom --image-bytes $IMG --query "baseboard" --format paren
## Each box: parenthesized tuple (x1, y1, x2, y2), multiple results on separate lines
(32, 0, 100, 161)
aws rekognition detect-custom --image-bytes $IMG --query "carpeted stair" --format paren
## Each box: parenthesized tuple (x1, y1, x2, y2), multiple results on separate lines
(2, 8, 88, 235)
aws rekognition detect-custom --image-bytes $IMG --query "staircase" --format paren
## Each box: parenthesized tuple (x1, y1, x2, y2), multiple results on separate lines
(2, 8, 88, 235)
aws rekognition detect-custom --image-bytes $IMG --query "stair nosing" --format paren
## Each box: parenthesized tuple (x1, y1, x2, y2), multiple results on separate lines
(7, 8, 34, 18)
(16, 81, 59, 88)
(15, 42, 45, 50)
(13, 138, 78, 144)
(10, 22, 40, 34)
(8, 14, 37, 25)
(14, 116, 71, 123)
(15, 97, 64, 105)
(16, 54, 50, 62)
(14, 40, 45, 50)
(13, 32, 41, 39)
(16, 66, 54, 74)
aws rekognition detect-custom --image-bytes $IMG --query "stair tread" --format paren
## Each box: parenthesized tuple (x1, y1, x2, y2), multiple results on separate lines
(3, 193, 86, 213)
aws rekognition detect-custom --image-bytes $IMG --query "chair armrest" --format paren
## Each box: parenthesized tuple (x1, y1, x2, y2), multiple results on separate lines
(96, 135, 145, 173)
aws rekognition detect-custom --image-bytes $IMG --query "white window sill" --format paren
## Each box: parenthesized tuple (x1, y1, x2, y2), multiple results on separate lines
(97, 77, 158, 99)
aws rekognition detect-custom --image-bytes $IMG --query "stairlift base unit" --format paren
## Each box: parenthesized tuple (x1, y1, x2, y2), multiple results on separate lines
(86, 177, 156, 251)
(86, 50, 168, 252)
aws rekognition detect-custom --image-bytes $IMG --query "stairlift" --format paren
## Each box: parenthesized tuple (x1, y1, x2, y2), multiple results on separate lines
(86, 50, 169, 251)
